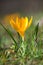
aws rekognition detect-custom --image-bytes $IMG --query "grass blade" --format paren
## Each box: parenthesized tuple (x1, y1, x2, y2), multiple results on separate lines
(0, 23, 17, 44)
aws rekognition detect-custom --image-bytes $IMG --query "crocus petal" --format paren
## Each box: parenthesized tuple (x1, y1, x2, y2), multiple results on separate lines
(19, 17, 28, 32)
(28, 16, 33, 28)
(10, 19, 19, 31)
(18, 17, 28, 38)
(19, 31, 24, 38)
(23, 17, 28, 31)
(16, 17, 18, 25)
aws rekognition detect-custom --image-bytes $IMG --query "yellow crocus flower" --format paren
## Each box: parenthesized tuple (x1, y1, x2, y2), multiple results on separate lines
(10, 16, 33, 39)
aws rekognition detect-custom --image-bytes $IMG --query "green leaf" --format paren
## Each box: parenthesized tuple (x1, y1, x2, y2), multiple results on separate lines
(0, 23, 17, 45)
(33, 23, 39, 43)
(17, 32, 22, 44)
(35, 23, 39, 37)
